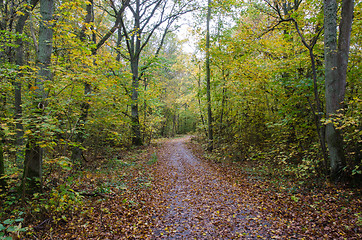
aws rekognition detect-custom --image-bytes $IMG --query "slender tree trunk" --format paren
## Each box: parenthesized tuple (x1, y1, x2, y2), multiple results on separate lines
(13, 81, 23, 168)
(129, 0, 143, 146)
(324, 0, 354, 181)
(71, 83, 91, 162)
(0, 67, 5, 190)
(118, 0, 186, 145)
(71, 0, 128, 159)
(0, 132, 5, 190)
(288, 17, 328, 173)
(309, 49, 328, 173)
(131, 58, 142, 145)
(14, 2, 34, 168)
(206, 0, 213, 151)
(12, 0, 39, 169)
(143, 78, 148, 143)
(116, 27, 122, 62)
(24, 0, 53, 192)
(0, 84, 5, 189)
(172, 114, 176, 137)
(197, 65, 206, 128)
(71, 0, 94, 163)
(220, 69, 227, 126)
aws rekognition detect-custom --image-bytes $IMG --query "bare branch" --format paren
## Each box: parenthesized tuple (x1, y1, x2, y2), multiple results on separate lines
(291, 18, 311, 50)
(92, 0, 130, 54)
(310, 26, 324, 48)
(119, 14, 133, 58)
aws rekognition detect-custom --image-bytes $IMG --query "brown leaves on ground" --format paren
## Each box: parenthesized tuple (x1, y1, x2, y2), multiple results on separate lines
(150, 137, 271, 239)
(188, 137, 362, 239)
(29, 146, 157, 239)
(29, 137, 361, 239)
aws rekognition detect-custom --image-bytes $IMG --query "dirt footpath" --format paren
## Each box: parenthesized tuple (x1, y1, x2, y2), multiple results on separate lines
(151, 137, 270, 239)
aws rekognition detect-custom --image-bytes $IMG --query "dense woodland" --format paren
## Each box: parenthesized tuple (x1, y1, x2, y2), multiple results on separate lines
(0, 0, 361, 238)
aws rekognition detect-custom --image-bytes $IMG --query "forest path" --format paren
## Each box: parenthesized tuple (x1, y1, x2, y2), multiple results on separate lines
(151, 136, 270, 239)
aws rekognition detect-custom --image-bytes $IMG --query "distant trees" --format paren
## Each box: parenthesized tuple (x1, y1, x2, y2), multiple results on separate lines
(118, 0, 194, 145)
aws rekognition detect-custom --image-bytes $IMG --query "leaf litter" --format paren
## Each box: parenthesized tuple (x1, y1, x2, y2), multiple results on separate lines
(30, 136, 361, 239)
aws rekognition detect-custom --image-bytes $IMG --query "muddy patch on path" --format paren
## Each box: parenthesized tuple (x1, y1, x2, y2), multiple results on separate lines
(151, 137, 270, 239)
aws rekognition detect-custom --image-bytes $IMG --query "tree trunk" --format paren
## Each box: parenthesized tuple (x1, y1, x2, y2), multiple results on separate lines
(71, 0, 94, 163)
(14, 0, 40, 168)
(116, 27, 122, 62)
(324, 0, 354, 181)
(71, 83, 91, 162)
(72, 0, 129, 158)
(206, 0, 213, 151)
(196, 64, 206, 136)
(131, 58, 142, 145)
(220, 70, 227, 126)
(308, 48, 328, 173)
(0, 134, 5, 190)
(24, 0, 53, 192)
(129, 0, 143, 146)
(0, 74, 5, 190)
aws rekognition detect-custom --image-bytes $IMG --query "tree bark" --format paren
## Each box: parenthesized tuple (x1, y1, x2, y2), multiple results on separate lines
(206, 0, 213, 151)
(116, 27, 122, 62)
(0, 132, 5, 190)
(324, 0, 354, 181)
(0, 84, 5, 189)
(14, 0, 40, 169)
(220, 70, 228, 126)
(131, 57, 142, 145)
(308, 48, 328, 173)
(24, 0, 53, 192)
(128, 0, 143, 146)
(197, 64, 206, 130)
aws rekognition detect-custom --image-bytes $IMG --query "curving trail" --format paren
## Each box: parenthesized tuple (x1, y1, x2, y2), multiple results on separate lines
(151, 136, 270, 239)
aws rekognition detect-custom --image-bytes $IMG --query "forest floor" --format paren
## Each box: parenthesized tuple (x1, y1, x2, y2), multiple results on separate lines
(151, 136, 271, 239)
(26, 136, 361, 239)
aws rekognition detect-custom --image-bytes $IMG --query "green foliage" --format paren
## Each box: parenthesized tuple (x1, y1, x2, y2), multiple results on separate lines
(189, 0, 361, 184)
(31, 182, 83, 223)
(356, 213, 362, 227)
(0, 203, 27, 240)
(290, 195, 300, 203)
(0, 216, 27, 240)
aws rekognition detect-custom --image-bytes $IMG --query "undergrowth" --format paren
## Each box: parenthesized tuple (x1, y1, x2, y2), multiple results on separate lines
(0, 144, 158, 239)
